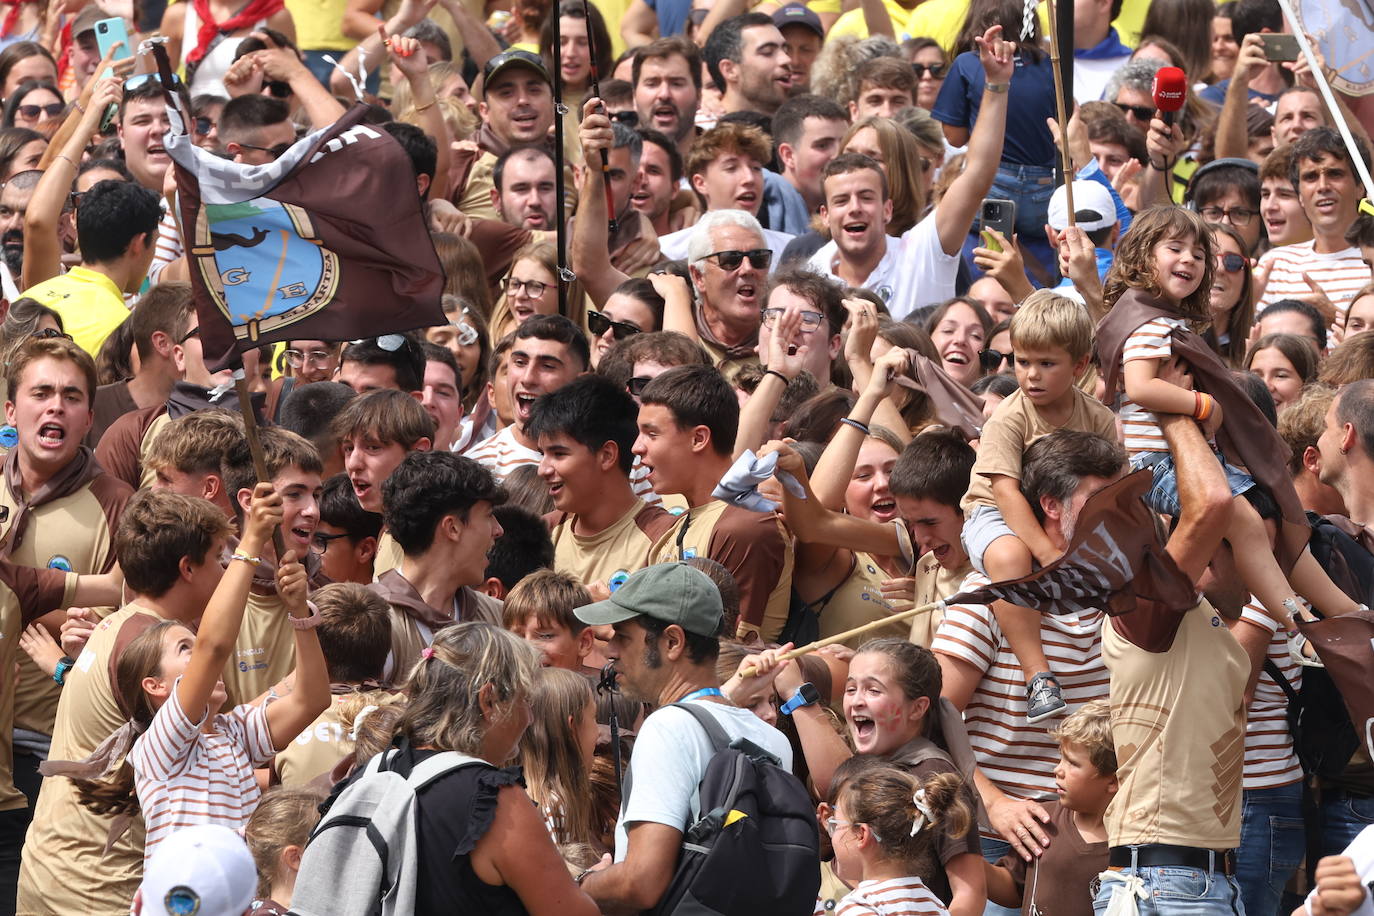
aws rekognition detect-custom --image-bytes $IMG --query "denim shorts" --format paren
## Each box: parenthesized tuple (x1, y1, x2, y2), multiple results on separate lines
(1131, 451, 1256, 518)
(961, 504, 1016, 577)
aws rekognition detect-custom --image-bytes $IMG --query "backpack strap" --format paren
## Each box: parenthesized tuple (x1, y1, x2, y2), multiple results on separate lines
(1263, 659, 1301, 706)
(405, 752, 490, 791)
(671, 701, 733, 753)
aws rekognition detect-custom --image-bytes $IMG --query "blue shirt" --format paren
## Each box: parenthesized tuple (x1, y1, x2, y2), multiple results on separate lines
(763, 169, 812, 236)
(644, 0, 690, 37)
(931, 49, 1058, 167)
(1075, 27, 1133, 60)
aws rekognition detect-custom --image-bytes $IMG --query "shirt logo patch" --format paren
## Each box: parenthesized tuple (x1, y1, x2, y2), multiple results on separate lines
(1211, 616, 1222, 627)
(47, 555, 72, 572)
(682, 547, 697, 560)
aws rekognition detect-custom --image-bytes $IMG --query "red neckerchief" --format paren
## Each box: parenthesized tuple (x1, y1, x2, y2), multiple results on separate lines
(185, 0, 285, 65)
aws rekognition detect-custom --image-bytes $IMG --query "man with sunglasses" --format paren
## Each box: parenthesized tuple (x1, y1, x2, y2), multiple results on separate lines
(218, 94, 297, 166)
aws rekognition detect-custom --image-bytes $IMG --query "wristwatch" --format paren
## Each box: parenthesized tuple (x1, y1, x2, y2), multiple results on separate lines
(52, 656, 75, 687)
(780, 682, 820, 716)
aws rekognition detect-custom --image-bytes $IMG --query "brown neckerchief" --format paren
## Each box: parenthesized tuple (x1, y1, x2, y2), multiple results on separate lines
(889, 697, 990, 830)
(1096, 288, 1309, 567)
(694, 305, 760, 362)
(893, 350, 985, 441)
(0, 445, 103, 556)
(372, 567, 455, 630)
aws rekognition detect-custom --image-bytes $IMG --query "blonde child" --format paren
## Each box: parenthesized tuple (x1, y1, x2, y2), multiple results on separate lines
(519, 667, 601, 849)
(985, 700, 1116, 916)
(959, 291, 1119, 722)
(1102, 205, 1358, 641)
(828, 765, 975, 916)
(245, 787, 325, 916)
(502, 569, 599, 674)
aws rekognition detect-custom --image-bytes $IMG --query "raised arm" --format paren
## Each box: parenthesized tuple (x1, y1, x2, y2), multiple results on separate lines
(1160, 412, 1233, 583)
(934, 26, 1012, 256)
(437, 0, 504, 72)
(226, 32, 346, 129)
(572, 97, 631, 305)
(620, 0, 659, 49)
(263, 553, 331, 749)
(812, 344, 911, 506)
(757, 439, 905, 556)
(175, 484, 282, 721)
(384, 27, 450, 197)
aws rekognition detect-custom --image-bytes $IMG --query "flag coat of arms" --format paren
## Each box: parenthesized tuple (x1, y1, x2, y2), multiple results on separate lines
(163, 97, 446, 370)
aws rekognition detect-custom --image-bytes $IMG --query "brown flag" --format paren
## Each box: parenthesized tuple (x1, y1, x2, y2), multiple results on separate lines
(895, 350, 986, 440)
(948, 469, 1198, 616)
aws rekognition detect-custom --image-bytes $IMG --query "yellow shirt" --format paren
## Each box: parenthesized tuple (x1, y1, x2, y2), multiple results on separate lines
(22, 266, 129, 357)
(829, 0, 960, 45)
(285, 0, 354, 51)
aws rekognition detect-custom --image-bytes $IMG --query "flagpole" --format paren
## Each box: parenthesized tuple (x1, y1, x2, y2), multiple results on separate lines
(1044, 0, 1075, 223)
(740, 599, 948, 676)
(551, 5, 571, 315)
(234, 375, 288, 558)
(579, 0, 617, 235)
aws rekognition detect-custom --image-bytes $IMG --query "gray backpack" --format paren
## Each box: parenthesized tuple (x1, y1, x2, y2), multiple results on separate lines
(287, 748, 487, 916)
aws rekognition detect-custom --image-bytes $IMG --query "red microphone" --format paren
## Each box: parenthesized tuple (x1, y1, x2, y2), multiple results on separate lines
(1151, 66, 1187, 126)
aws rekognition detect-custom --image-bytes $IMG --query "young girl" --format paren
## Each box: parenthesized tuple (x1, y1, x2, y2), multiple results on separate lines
(245, 787, 325, 916)
(829, 766, 974, 916)
(1103, 205, 1358, 637)
(519, 667, 602, 849)
(66, 484, 330, 858)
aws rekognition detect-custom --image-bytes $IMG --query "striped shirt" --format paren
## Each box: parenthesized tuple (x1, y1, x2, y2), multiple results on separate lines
(129, 679, 276, 859)
(1119, 316, 1188, 457)
(149, 205, 183, 285)
(932, 572, 1109, 806)
(1256, 242, 1368, 327)
(1238, 600, 1303, 790)
(837, 877, 951, 916)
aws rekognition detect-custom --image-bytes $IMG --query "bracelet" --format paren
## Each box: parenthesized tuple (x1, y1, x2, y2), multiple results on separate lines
(53, 656, 75, 686)
(289, 600, 323, 630)
(72, 99, 85, 113)
(985, 82, 1010, 94)
(840, 417, 870, 435)
(764, 368, 789, 385)
(414, 99, 435, 113)
(1148, 156, 1177, 172)
(1193, 391, 1202, 419)
(231, 551, 262, 567)
(55, 153, 77, 168)
(1193, 393, 1213, 422)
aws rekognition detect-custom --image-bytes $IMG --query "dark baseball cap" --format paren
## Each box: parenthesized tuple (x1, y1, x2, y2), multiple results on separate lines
(772, 4, 823, 39)
(71, 4, 112, 38)
(482, 48, 551, 97)
(575, 562, 724, 637)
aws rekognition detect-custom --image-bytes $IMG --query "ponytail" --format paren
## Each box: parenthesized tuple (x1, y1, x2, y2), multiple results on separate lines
(839, 767, 973, 865)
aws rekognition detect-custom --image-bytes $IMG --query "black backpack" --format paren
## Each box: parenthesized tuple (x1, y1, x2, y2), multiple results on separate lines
(642, 703, 821, 916)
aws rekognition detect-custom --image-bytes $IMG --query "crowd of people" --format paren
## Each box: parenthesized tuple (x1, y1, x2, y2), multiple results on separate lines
(0, 0, 1371, 913)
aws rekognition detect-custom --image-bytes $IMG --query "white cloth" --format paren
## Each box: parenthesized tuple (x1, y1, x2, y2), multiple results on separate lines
(1304, 825, 1374, 916)
(613, 700, 793, 862)
(712, 449, 804, 513)
(805, 212, 958, 321)
(658, 225, 794, 270)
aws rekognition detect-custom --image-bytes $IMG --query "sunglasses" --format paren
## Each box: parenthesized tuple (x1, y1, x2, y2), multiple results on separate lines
(911, 62, 946, 79)
(32, 327, 72, 341)
(123, 72, 183, 92)
(1113, 102, 1154, 121)
(979, 348, 1012, 372)
(1217, 252, 1247, 273)
(265, 80, 292, 99)
(700, 248, 771, 271)
(610, 109, 639, 127)
(588, 309, 642, 340)
(194, 116, 214, 136)
(627, 375, 653, 396)
(16, 102, 65, 120)
(237, 141, 293, 159)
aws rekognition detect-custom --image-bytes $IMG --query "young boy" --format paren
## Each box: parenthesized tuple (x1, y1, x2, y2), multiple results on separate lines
(502, 568, 599, 674)
(959, 291, 1117, 723)
(985, 700, 1116, 916)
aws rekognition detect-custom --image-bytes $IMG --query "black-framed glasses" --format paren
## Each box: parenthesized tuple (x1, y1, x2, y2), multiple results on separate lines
(194, 116, 214, 136)
(16, 102, 65, 120)
(610, 109, 639, 127)
(1114, 102, 1154, 121)
(502, 276, 550, 297)
(588, 309, 642, 340)
(700, 248, 771, 271)
(1199, 205, 1257, 227)
(178, 326, 200, 344)
(237, 141, 293, 160)
(32, 327, 72, 341)
(911, 62, 946, 79)
(628, 375, 653, 396)
(1217, 252, 1247, 273)
(310, 531, 349, 554)
(760, 307, 824, 332)
(979, 348, 1012, 372)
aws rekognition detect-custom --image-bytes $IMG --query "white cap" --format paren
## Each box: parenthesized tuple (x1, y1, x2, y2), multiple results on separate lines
(138, 825, 257, 916)
(1047, 180, 1118, 232)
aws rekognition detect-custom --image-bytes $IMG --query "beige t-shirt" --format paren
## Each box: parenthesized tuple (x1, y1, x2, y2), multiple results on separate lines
(372, 530, 404, 579)
(811, 549, 915, 650)
(909, 552, 972, 648)
(272, 690, 402, 788)
(1101, 598, 1248, 849)
(17, 604, 154, 916)
(221, 589, 297, 710)
(549, 499, 676, 590)
(962, 388, 1117, 512)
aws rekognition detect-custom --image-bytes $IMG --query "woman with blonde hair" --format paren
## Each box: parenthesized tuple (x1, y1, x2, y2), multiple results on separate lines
(489, 241, 587, 343)
(519, 668, 602, 850)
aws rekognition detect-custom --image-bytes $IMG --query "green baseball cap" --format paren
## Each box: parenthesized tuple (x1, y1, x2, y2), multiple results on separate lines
(575, 562, 724, 637)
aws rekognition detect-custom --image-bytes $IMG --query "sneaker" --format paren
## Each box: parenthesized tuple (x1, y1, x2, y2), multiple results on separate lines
(1026, 672, 1066, 724)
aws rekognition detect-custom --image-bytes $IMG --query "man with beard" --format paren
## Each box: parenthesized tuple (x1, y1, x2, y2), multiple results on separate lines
(492, 146, 558, 230)
(0, 170, 39, 299)
(702, 13, 793, 117)
(632, 37, 701, 160)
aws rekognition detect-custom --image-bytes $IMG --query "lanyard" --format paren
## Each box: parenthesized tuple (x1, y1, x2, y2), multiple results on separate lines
(680, 687, 724, 703)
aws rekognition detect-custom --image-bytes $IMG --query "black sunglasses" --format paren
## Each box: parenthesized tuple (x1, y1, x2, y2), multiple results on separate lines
(588, 309, 642, 341)
(701, 248, 771, 271)
(1217, 252, 1247, 273)
(32, 327, 72, 341)
(911, 62, 946, 79)
(628, 375, 652, 396)
(610, 109, 639, 127)
(16, 101, 65, 120)
(237, 141, 293, 159)
(979, 348, 1012, 372)
(194, 116, 214, 136)
(1114, 102, 1154, 121)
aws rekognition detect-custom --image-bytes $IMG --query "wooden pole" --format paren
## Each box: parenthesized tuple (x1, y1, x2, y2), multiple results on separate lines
(234, 374, 288, 558)
(1044, 0, 1076, 225)
(741, 599, 946, 677)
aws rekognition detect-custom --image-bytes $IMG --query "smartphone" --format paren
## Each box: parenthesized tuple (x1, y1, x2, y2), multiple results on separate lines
(979, 198, 1016, 249)
(1260, 33, 1300, 62)
(95, 17, 134, 61)
(979, 229, 1002, 253)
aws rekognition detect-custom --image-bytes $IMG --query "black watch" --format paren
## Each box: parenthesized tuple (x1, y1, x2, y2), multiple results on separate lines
(780, 682, 820, 716)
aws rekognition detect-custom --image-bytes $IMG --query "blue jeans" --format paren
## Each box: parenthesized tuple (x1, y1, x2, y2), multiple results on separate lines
(963, 162, 1059, 289)
(1132, 451, 1257, 518)
(1092, 862, 1245, 916)
(981, 836, 1025, 916)
(1317, 789, 1374, 858)
(1235, 783, 1304, 916)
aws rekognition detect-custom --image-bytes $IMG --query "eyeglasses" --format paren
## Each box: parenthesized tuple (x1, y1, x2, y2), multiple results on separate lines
(194, 116, 214, 136)
(1217, 252, 1247, 273)
(911, 62, 946, 79)
(265, 80, 292, 99)
(979, 348, 1012, 372)
(760, 307, 824, 332)
(178, 326, 200, 344)
(1113, 102, 1154, 121)
(349, 334, 408, 352)
(453, 316, 480, 346)
(700, 248, 771, 271)
(502, 276, 550, 297)
(1198, 205, 1257, 227)
(123, 72, 183, 92)
(310, 531, 349, 554)
(610, 109, 639, 127)
(285, 347, 338, 368)
(824, 817, 880, 841)
(237, 141, 293, 160)
(588, 309, 643, 340)
(627, 375, 653, 396)
(31, 327, 72, 341)
(16, 102, 65, 120)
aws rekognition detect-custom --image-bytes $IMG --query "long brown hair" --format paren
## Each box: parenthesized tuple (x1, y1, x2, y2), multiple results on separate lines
(1103, 205, 1215, 323)
(841, 117, 924, 235)
(1209, 222, 1256, 367)
(837, 767, 973, 869)
(519, 668, 600, 848)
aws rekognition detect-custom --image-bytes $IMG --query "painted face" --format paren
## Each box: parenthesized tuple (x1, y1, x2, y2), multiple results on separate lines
(843, 651, 926, 756)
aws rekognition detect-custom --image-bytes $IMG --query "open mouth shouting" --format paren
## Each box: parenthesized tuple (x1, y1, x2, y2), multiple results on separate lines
(35, 421, 66, 450)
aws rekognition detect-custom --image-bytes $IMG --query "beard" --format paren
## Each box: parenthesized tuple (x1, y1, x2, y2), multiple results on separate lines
(1, 232, 21, 275)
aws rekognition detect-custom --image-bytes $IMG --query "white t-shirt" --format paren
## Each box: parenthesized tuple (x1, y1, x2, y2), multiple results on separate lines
(658, 225, 795, 269)
(805, 212, 959, 321)
(1303, 824, 1374, 916)
(614, 698, 793, 862)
